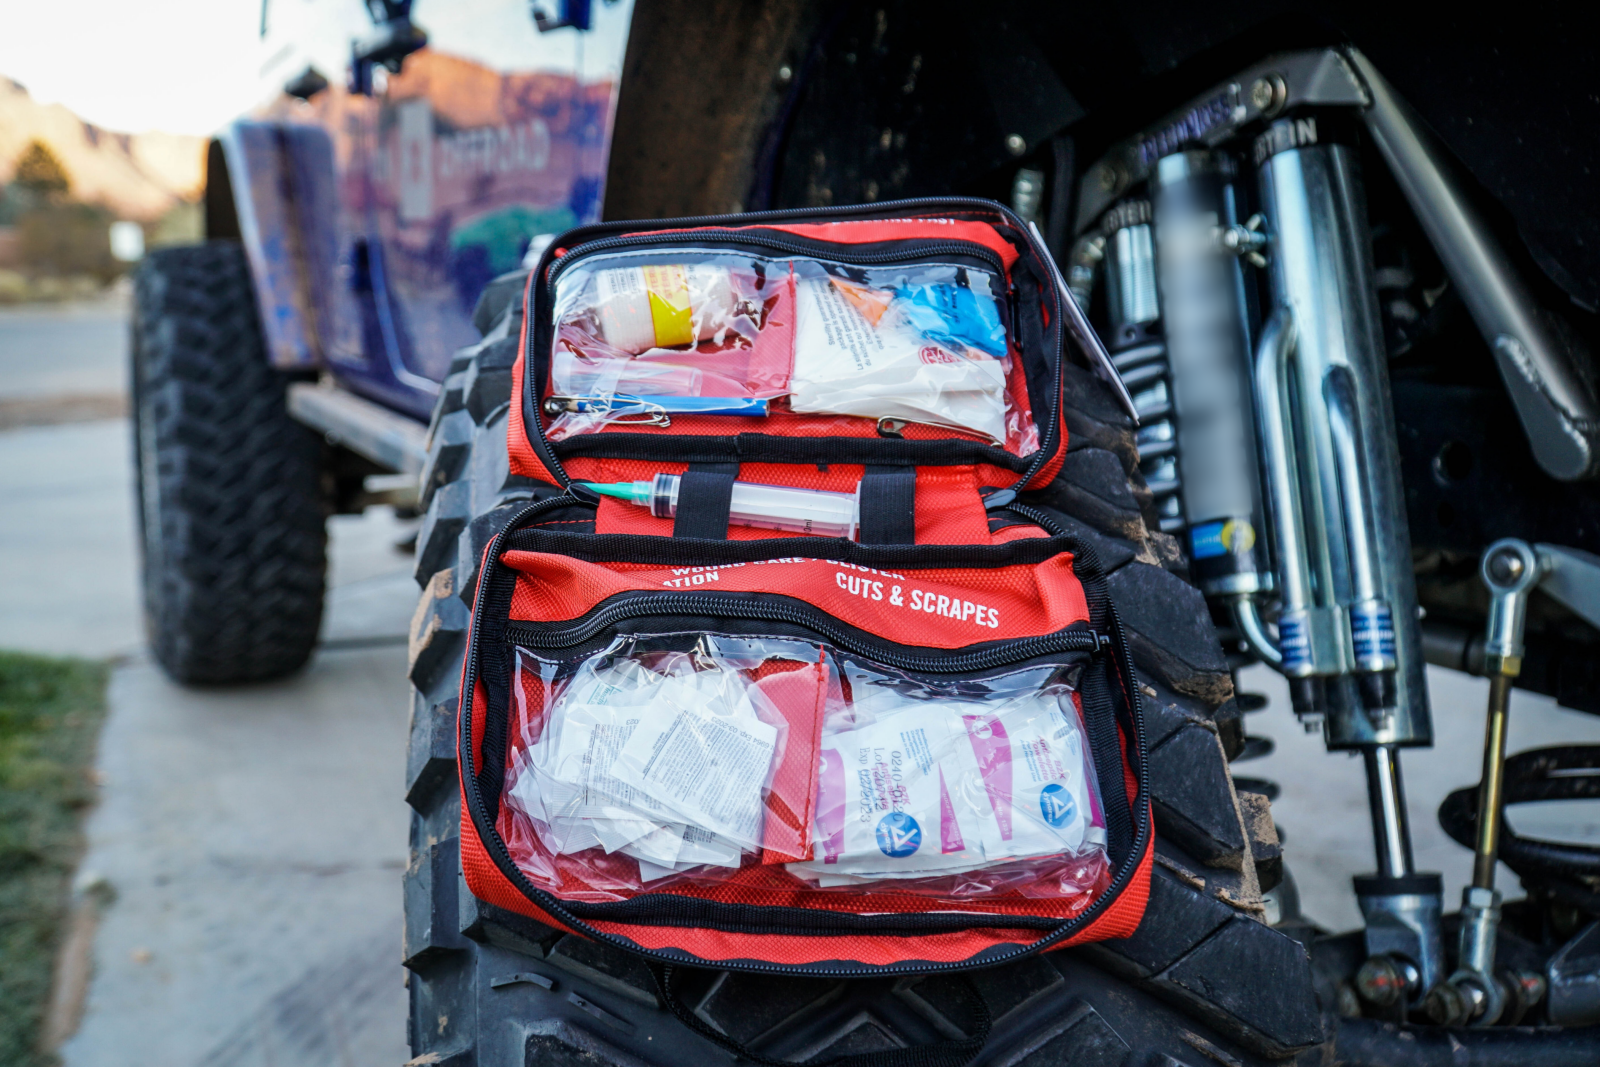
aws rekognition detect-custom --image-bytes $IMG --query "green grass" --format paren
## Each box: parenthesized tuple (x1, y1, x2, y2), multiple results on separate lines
(0, 652, 109, 1067)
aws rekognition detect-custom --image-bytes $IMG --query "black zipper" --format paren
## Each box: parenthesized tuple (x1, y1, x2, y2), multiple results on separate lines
(505, 593, 1102, 668)
(540, 195, 1020, 267)
(456, 492, 1150, 978)
(520, 197, 1066, 495)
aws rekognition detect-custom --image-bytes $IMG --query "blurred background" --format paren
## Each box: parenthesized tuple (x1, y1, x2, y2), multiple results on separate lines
(3, 3, 1599, 1066)
(1, 2, 630, 1064)
(0, 1, 256, 304)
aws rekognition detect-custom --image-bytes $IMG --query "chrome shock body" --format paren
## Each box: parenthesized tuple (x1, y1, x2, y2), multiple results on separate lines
(1150, 150, 1272, 599)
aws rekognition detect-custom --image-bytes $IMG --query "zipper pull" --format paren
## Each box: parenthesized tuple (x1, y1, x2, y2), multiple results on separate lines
(980, 487, 1017, 510)
(567, 481, 602, 505)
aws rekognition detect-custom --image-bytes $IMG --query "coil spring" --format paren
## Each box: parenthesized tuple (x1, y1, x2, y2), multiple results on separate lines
(1227, 683, 1279, 800)
(1115, 340, 1185, 533)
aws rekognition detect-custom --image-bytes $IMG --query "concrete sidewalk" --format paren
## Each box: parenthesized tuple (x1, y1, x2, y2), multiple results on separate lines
(61, 631, 413, 1067)
(2, 300, 419, 1066)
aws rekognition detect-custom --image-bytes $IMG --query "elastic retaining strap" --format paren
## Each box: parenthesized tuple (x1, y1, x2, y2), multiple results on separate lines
(857, 466, 917, 545)
(672, 463, 739, 539)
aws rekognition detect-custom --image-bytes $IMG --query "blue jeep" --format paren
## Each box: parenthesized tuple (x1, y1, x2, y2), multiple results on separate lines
(132, 0, 632, 681)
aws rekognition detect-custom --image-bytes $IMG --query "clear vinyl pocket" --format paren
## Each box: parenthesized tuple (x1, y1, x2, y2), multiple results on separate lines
(543, 248, 1040, 456)
(456, 495, 1153, 972)
(499, 631, 1108, 909)
(511, 200, 1071, 502)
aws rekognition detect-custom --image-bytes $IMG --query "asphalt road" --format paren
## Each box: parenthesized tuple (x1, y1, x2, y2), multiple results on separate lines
(0, 294, 129, 402)
(4, 297, 1600, 1063)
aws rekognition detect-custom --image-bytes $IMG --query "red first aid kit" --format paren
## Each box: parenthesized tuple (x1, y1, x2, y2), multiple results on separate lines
(455, 199, 1152, 1048)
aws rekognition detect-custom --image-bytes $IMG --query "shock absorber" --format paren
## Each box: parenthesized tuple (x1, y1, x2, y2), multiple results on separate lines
(1150, 149, 1272, 599)
(1100, 200, 1184, 532)
(1250, 111, 1443, 1003)
(1150, 148, 1288, 914)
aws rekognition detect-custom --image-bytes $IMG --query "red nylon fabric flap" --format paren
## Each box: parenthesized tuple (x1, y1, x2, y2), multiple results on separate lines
(455, 525, 1156, 970)
(628, 218, 1021, 273)
(586, 921, 1047, 967)
(501, 551, 1089, 647)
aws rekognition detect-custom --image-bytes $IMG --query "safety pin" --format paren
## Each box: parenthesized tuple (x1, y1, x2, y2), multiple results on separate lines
(876, 414, 1003, 447)
(543, 396, 672, 427)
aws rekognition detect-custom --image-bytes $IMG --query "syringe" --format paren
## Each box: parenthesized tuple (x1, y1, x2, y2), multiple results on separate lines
(581, 474, 860, 539)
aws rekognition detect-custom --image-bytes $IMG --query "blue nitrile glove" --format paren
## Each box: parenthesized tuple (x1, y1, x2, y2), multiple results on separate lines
(895, 284, 1007, 357)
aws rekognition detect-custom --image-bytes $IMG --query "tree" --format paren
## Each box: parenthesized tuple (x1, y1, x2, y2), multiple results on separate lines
(19, 203, 117, 282)
(11, 141, 70, 198)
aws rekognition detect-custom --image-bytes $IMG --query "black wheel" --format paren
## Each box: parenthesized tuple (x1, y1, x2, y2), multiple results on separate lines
(132, 241, 327, 684)
(401, 280, 1326, 1067)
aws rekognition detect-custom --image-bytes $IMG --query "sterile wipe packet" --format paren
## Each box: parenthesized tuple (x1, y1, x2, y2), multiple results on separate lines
(789, 272, 1010, 444)
(518, 657, 773, 861)
(962, 694, 1104, 863)
(794, 702, 990, 877)
(517, 707, 671, 855)
(612, 674, 778, 849)
(790, 687, 1100, 880)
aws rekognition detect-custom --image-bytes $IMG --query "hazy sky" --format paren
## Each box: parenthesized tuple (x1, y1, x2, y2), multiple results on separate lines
(0, 0, 265, 136)
(0, 0, 633, 138)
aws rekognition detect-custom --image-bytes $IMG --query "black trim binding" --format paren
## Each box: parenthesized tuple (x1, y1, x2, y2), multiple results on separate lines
(455, 492, 1150, 975)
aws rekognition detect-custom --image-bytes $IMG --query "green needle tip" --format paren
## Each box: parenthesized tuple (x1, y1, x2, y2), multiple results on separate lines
(579, 481, 634, 501)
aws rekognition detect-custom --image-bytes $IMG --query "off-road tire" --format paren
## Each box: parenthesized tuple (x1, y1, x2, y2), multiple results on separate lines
(132, 241, 327, 684)
(403, 279, 1323, 1067)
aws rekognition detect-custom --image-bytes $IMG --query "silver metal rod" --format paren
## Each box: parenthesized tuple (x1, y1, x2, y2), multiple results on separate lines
(1325, 368, 1379, 606)
(1327, 366, 1399, 685)
(1347, 47, 1600, 482)
(1364, 744, 1416, 878)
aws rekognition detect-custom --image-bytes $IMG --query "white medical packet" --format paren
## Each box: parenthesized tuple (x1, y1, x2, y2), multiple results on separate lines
(518, 660, 771, 863)
(791, 702, 991, 878)
(960, 694, 1103, 863)
(790, 688, 1100, 882)
(613, 674, 778, 849)
(789, 274, 1009, 444)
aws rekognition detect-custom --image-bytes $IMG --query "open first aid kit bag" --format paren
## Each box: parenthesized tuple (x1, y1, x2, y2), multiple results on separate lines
(455, 197, 1152, 1002)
